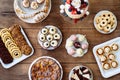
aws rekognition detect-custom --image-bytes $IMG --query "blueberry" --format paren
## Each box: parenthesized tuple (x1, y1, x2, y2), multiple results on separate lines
(77, 11, 81, 14)
(68, 8, 72, 12)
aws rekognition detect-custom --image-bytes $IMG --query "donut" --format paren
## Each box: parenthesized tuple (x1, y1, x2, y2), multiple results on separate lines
(39, 34, 46, 41)
(97, 24, 103, 30)
(54, 33, 61, 40)
(47, 34, 53, 41)
(41, 28, 48, 34)
(50, 40, 58, 47)
(49, 27, 56, 34)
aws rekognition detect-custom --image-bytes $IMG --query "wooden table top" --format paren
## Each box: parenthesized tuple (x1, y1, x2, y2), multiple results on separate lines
(0, 0, 120, 80)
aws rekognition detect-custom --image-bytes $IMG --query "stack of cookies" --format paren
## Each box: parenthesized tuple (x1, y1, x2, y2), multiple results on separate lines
(96, 43, 119, 70)
(94, 11, 117, 33)
(0, 24, 32, 64)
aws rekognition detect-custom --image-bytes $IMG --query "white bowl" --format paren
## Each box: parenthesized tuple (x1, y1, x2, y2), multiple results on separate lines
(28, 56, 63, 80)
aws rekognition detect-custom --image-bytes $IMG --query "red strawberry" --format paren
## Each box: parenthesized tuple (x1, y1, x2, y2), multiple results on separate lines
(66, 0, 71, 4)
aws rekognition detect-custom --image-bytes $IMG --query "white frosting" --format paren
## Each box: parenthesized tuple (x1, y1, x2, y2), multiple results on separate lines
(71, 0, 81, 9)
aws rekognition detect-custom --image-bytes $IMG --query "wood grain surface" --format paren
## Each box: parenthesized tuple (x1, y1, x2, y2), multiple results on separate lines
(0, 0, 120, 80)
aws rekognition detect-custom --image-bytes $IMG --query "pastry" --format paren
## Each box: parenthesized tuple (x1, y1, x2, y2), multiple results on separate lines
(9, 24, 32, 55)
(37, 0, 45, 4)
(110, 61, 118, 68)
(104, 46, 111, 53)
(31, 1, 39, 10)
(65, 34, 89, 57)
(60, 0, 89, 23)
(99, 55, 107, 62)
(30, 57, 62, 80)
(111, 43, 119, 51)
(96, 48, 104, 55)
(69, 65, 93, 80)
(94, 11, 117, 34)
(108, 53, 115, 60)
(0, 38, 13, 64)
(38, 25, 62, 50)
(22, 0, 30, 8)
(50, 40, 58, 47)
(54, 33, 61, 40)
(103, 63, 110, 70)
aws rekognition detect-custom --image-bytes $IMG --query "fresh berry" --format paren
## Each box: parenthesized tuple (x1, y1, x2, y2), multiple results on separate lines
(77, 11, 81, 14)
(66, 0, 71, 4)
(74, 42, 81, 48)
(68, 8, 72, 12)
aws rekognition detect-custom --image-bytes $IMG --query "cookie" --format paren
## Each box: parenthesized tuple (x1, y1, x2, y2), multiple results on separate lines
(22, 0, 30, 8)
(103, 24, 111, 32)
(39, 34, 46, 41)
(47, 34, 53, 41)
(50, 40, 58, 47)
(43, 41, 50, 48)
(37, 0, 45, 4)
(49, 27, 56, 34)
(41, 28, 48, 34)
(54, 33, 61, 40)
(31, 1, 39, 10)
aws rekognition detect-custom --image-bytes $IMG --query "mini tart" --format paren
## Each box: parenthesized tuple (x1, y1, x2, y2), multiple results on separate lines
(99, 55, 107, 62)
(104, 46, 111, 53)
(103, 63, 111, 70)
(96, 48, 104, 55)
(111, 43, 119, 51)
(110, 61, 118, 68)
(108, 53, 115, 60)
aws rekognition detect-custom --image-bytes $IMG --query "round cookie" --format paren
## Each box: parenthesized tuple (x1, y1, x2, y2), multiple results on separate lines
(94, 10, 117, 34)
(38, 25, 62, 50)
(65, 34, 89, 57)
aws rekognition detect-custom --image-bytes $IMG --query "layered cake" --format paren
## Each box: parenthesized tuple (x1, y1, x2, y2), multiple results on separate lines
(65, 34, 89, 57)
(69, 65, 93, 80)
(60, 0, 89, 23)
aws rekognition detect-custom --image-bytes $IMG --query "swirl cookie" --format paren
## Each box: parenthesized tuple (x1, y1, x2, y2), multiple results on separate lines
(38, 25, 62, 50)
(0, 28, 22, 58)
(94, 10, 117, 34)
(65, 34, 89, 57)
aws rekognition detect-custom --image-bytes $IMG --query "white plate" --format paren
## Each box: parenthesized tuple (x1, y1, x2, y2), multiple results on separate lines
(93, 37, 120, 78)
(28, 56, 63, 80)
(38, 25, 63, 50)
(0, 27, 34, 69)
(94, 10, 117, 34)
(14, 0, 51, 23)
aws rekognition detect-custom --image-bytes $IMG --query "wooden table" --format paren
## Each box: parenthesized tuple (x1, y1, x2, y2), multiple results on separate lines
(0, 0, 120, 80)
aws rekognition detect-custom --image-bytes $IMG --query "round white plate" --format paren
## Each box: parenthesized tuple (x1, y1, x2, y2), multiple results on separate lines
(94, 10, 117, 34)
(14, 0, 51, 23)
(38, 25, 63, 50)
(69, 65, 93, 80)
(28, 56, 63, 80)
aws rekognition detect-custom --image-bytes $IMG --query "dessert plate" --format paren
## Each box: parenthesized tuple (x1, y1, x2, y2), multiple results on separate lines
(0, 27, 34, 69)
(94, 10, 117, 34)
(93, 37, 120, 78)
(38, 25, 63, 50)
(14, 0, 51, 23)
(28, 56, 63, 80)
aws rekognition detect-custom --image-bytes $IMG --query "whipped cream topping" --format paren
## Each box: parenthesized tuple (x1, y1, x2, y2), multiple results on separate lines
(71, 0, 81, 9)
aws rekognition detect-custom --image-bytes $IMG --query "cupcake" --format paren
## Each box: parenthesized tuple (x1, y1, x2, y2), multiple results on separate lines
(103, 63, 110, 70)
(111, 43, 119, 51)
(110, 61, 118, 68)
(96, 48, 104, 55)
(104, 46, 111, 53)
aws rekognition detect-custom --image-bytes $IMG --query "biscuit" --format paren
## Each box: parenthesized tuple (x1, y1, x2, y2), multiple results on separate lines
(104, 25, 111, 32)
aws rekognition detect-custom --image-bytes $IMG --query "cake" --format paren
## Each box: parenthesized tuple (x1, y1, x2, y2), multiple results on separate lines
(69, 65, 93, 80)
(60, 0, 89, 23)
(65, 34, 89, 57)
